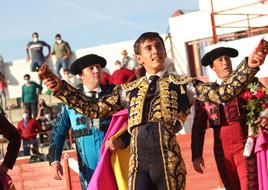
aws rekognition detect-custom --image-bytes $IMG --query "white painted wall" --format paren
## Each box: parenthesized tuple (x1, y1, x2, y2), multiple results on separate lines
(169, 0, 268, 76)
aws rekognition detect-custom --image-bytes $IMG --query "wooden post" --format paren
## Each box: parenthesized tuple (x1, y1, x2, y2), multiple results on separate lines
(63, 153, 72, 190)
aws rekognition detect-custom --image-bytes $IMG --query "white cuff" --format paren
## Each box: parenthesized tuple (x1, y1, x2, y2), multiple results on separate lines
(51, 160, 60, 166)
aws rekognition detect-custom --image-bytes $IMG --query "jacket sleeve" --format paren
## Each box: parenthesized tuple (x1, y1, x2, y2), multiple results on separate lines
(34, 82, 43, 92)
(54, 82, 124, 118)
(191, 101, 208, 161)
(0, 115, 21, 169)
(195, 58, 259, 104)
(47, 106, 71, 165)
(17, 121, 22, 134)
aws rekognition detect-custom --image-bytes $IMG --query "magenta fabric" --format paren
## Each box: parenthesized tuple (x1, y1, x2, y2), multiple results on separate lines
(255, 128, 268, 190)
(87, 109, 128, 190)
(0, 174, 12, 190)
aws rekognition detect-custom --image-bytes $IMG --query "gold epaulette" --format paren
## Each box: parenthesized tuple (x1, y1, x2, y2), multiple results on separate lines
(169, 74, 195, 85)
(121, 77, 145, 91)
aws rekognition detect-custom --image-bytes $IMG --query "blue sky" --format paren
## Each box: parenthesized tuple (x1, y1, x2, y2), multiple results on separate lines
(0, 0, 199, 62)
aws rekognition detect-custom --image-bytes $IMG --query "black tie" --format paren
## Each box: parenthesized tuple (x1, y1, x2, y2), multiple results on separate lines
(142, 75, 160, 123)
(89, 91, 97, 100)
(148, 75, 160, 95)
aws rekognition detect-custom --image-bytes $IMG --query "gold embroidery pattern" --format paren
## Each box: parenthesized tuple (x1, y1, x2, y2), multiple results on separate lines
(158, 78, 190, 125)
(56, 81, 122, 118)
(128, 80, 148, 130)
(195, 59, 259, 104)
(128, 128, 139, 190)
(158, 123, 170, 190)
(105, 95, 119, 105)
(148, 97, 162, 121)
(159, 79, 173, 124)
(170, 75, 195, 85)
(98, 102, 111, 118)
(160, 123, 186, 190)
(121, 77, 145, 91)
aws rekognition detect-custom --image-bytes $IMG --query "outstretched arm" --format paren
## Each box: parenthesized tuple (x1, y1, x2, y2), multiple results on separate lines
(55, 82, 124, 118)
(196, 40, 267, 104)
(39, 65, 124, 118)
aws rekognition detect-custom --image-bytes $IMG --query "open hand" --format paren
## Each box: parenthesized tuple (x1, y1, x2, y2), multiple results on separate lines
(51, 162, 63, 180)
(39, 64, 63, 92)
(255, 116, 268, 128)
(248, 39, 268, 68)
(105, 137, 125, 152)
(43, 77, 62, 92)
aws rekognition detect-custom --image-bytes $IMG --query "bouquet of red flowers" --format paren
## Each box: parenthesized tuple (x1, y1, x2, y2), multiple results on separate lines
(243, 82, 268, 136)
(242, 82, 268, 156)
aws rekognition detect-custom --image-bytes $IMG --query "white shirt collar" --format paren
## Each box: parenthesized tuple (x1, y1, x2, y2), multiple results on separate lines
(83, 85, 101, 96)
(145, 69, 166, 81)
(215, 76, 224, 84)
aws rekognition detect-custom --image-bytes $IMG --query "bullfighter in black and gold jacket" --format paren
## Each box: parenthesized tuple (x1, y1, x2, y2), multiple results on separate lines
(40, 32, 267, 190)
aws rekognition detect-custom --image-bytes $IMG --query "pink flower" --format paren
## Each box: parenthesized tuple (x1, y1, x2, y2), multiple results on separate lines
(262, 103, 267, 108)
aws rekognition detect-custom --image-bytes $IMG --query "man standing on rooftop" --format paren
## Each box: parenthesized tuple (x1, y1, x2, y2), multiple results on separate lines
(51, 33, 72, 78)
(26, 32, 51, 72)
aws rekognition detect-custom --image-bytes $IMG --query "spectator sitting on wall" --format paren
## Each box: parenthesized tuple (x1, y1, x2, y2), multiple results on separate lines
(17, 108, 42, 156)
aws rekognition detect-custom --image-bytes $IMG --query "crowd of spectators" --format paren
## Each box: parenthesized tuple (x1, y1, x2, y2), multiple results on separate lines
(0, 32, 145, 160)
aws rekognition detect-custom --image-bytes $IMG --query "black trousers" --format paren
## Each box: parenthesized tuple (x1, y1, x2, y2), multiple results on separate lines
(134, 122, 167, 190)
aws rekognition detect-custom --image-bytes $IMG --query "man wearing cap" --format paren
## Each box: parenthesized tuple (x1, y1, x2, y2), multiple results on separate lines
(191, 47, 264, 190)
(47, 54, 113, 190)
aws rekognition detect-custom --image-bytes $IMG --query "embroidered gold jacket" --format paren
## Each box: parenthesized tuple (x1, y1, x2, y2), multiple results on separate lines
(54, 59, 258, 132)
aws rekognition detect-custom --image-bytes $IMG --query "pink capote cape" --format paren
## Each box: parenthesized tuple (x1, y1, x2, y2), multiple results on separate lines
(255, 127, 268, 190)
(87, 109, 129, 190)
